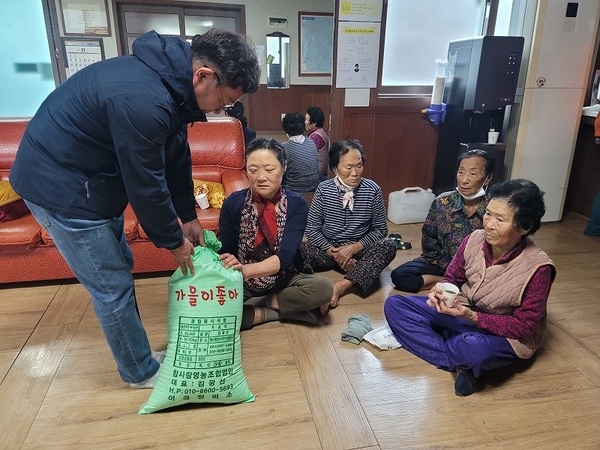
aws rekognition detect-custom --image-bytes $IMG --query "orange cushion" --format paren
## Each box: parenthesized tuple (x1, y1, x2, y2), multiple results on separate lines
(0, 198, 29, 223)
(0, 214, 41, 248)
(0, 180, 20, 207)
(193, 179, 225, 208)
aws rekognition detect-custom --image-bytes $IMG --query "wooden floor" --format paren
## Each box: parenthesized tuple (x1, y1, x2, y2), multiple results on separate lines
(1, 212, 599, 449)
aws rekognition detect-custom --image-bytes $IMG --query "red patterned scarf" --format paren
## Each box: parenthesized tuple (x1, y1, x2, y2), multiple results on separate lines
(253, 189, 281, 253)
(238, 188, 287, 292)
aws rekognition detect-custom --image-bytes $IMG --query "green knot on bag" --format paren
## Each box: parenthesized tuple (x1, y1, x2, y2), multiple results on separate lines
(202, 229, 222, 252)
(170, 230, 223, 280)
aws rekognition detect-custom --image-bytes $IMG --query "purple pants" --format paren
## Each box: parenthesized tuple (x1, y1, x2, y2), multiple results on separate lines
(384, 295, 519, 378)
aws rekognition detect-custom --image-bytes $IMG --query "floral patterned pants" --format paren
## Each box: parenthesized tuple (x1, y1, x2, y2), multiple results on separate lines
(298, 238, 396, 292)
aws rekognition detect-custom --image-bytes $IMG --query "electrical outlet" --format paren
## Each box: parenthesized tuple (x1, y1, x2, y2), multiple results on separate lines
(281, 113, 286, 120)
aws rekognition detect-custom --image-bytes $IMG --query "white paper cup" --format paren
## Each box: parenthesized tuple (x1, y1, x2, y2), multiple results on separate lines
(440, 282, 459, 307)
(195, 193, 210, 209)
(488, 131, 500, 144)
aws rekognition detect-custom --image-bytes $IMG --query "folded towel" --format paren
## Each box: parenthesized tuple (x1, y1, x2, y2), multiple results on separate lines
(341, 314, 372, 345)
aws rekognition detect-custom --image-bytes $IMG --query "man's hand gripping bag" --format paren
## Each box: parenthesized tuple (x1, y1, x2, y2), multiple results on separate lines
(139, 231, 254, 414)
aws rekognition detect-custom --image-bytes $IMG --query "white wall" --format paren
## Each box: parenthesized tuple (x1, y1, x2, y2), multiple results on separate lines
(511, 0, 600, 221)
(91, 0, 334, 86)
(1, 1, 55, 117)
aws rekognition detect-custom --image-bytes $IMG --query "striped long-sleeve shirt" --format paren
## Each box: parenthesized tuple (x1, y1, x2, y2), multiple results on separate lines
(305, 178, 388, 250)
(282, 138, 320, 193)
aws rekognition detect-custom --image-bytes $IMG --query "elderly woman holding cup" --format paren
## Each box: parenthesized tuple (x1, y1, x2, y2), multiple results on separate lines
(384, 179, 555, 396)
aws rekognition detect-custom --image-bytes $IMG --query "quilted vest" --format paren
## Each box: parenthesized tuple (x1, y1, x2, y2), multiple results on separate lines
(461, 229, 555, 358)
(312, 127, 329, 150)
(312, 128, 330, 175)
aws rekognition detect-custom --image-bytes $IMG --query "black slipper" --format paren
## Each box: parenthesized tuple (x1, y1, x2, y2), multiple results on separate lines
(389, 234, 411, 250)
(395, 240, 412, 250)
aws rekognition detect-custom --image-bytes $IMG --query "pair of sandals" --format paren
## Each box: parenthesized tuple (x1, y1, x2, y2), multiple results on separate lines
(389, 233, 412, 250)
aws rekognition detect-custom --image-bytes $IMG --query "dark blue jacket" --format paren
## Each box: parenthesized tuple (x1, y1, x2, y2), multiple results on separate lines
(10, 31, 206, 249)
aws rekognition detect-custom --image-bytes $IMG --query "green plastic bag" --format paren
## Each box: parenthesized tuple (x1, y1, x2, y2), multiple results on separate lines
(139, 230, 255, 414)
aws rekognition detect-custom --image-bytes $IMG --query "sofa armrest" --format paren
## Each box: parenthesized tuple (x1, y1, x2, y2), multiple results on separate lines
(221, 169, 250, 196)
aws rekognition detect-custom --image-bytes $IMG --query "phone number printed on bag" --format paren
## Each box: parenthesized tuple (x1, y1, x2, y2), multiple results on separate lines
(174, 316, 237, 369)
(175, 284, 239, 306)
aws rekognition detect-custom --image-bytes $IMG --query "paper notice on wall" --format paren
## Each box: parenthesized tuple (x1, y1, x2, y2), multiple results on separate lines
(62, 0, 109, 35)
(335, 22, 380, 88)
(338, 0, 383, 22)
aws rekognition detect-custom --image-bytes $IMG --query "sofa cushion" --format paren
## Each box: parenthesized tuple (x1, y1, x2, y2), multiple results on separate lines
(0, 214, 41, 248)
(123, 204, 140, 242)
(193, 179, 225, 208)
(0, 120, 29, 180)
(40, 205, 139, 246)
(0, 180, 21, 206)
(188, 118, 245, 169)
(0, 199, 30, 223)
(138, 206, 220, 240)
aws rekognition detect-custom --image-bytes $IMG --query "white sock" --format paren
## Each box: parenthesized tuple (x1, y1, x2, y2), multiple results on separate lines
(129, 367, 160, 389)
(152, 350, 166, 364)
(129, 350, 164, 389)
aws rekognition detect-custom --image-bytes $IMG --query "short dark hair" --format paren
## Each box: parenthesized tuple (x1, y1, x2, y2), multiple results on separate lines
(225, 101, 248, 128)
(457, 148, 495, 176)
(281, 113, 305, 137)
(328, 139, 366, 170)
(191, 28, 260, 94)
(246, 137, 287, 168)
(306, 106, 325, 128)
(487, 179, 546, 235)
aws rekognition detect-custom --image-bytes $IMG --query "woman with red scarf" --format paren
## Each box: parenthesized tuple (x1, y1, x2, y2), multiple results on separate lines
(219, 138, 333, 330)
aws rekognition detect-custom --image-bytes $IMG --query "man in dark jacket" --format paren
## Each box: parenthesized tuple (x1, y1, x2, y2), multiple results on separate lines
(10, 29, 260, 389)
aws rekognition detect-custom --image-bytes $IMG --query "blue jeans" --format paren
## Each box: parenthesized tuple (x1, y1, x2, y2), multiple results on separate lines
(25, 201, 159, 383)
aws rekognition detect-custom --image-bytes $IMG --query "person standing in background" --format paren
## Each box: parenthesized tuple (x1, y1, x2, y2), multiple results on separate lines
(584, 192, 600, 236)
(305, 106, 329, 180)
(585, 114, 600, 235)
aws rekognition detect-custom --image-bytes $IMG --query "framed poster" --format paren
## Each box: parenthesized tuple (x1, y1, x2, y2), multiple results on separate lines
(62, 38, 104, 78)
(60, 0, 111, 36)
(298, 12, 334, 77)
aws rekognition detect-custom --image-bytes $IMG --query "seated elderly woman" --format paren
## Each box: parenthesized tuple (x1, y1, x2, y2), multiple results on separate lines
(391, 149, 495, 292)
(384, 179, 555, 396)
(298, 139, 396, 313)
(219, 138, 333, 330)
(281, 112, 320, 193)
